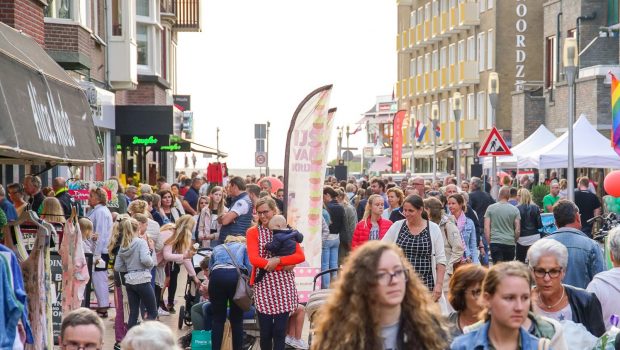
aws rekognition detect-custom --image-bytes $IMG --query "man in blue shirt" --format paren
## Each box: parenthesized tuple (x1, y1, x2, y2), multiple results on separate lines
(182, 177, 202, 216)
(0, 185, 17, 222)
(546, 199, 605, 289)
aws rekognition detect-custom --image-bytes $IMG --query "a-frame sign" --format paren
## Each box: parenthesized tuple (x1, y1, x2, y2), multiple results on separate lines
(478, 127, 512, 157)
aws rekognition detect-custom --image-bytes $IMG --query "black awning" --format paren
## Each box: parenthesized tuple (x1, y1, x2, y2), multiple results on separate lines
(0, 22, 102, 165)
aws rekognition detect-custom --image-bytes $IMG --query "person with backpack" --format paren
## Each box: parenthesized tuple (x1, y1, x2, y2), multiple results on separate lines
(515, 189, 542, 263)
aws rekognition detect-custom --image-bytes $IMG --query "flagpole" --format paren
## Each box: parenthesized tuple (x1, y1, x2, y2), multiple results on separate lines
(410, 116, 415, 174)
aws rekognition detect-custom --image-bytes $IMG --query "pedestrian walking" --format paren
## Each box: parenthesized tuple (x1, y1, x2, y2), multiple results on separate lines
(87, 187, 113, 318)
(587, 226, 620, 330)
(574, 177, 601, 238)
(515, 188, 542, 263)
(447, 264, 487, 338)
(484, 186, 520, 263)
(447, 193, 478, 263)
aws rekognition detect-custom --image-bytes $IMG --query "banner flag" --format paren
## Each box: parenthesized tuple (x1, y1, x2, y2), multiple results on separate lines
(415, 120, 427, 142)
(611, 73, 620, 156)
(283, 85, 333, 300)
(391, 110, 406, 172)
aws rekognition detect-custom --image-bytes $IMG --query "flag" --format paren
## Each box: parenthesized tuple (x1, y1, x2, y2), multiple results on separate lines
(283, 85, 333, 298)
(392, 110, 406, 172)
(611, 73, 620, 156)
(435, 124, 441, 137)
(350, 125, 362, 135)
(415, 120, 427, 142)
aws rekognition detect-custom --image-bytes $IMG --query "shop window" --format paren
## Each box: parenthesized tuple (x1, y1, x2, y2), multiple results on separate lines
(111, 0, 122, 36)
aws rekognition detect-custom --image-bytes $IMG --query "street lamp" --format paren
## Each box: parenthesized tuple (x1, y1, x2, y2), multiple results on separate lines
(488, 72, 499, 196)
(431, 103, 439, 182)
(564, 37, 578, 202)
(452, 92, 462, 184)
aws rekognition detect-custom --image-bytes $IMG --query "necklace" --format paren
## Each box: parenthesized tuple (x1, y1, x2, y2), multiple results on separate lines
(538, 287, 565, 309)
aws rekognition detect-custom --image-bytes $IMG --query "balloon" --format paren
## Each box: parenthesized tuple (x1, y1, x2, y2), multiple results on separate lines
(604, 171, 620, 197)
(616, 197, 620, 205)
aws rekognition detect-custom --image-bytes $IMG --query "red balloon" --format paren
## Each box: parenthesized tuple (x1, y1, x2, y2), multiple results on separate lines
(604, 170, 620, 197)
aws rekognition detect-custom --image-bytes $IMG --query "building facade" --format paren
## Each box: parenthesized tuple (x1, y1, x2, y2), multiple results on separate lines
(396, 0, 543, 177)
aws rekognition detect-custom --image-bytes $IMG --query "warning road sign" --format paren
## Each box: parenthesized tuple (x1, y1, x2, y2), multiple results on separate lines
(478, 127, 512, 157)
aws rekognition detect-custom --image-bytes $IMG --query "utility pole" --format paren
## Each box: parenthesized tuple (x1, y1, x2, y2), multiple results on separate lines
(266, 121, 270, 176)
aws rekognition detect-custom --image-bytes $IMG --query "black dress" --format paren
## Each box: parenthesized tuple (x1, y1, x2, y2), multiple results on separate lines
(395, 222, 434, 291)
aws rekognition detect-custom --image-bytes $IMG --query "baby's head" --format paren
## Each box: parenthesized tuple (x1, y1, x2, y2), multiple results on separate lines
(78, 218, 93, 240)
(268, 215, 287, 231)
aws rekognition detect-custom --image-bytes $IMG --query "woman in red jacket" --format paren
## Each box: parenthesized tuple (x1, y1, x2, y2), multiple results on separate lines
(351, 194, 392, 249)
(247, 196, 305, 350)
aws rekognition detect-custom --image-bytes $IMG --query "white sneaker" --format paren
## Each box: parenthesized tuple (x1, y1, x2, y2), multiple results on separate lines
(294, 338, 309, 349)
(285, 335, 296, 347)
(158, 307, 170, 316)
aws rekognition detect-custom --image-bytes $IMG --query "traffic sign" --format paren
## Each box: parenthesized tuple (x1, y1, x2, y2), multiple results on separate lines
(478, 127, 512, 157)
(255, 151, 267, 167)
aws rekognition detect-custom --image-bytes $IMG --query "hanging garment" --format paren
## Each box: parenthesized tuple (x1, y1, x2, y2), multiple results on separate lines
(59, 220, 90, 314)
(0, 245, 33, 345)
(0, 253, 23, 348)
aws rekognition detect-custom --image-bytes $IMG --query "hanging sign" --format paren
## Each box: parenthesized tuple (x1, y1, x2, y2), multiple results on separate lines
(478, 127, 512, 157)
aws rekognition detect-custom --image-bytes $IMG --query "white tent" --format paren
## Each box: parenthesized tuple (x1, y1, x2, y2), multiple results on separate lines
(483, 125, 556, 169)
(520, 115, 620, 169)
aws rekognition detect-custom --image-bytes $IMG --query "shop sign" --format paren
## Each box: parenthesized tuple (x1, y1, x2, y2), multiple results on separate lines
(119, 135, 170, 148)
(67, 179, 119, 208)
(156, 142, 191, 152)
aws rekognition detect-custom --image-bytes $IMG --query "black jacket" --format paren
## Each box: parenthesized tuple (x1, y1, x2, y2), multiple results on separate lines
(326, 200, 345, 235)
(55, 190, 81, 218)
(468, 189, 494, 228)
(389, 207, 406, 223)
(565, 284, 606, 337)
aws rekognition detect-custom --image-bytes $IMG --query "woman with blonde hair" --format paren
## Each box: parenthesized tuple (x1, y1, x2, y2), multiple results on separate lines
(312, 241, 447, 350)
(194, 195, 214, 248)
(515, 188, 542, 263)
(351, 194, 392, 249)
(160, 214, 198, 313)
(451, 261, 541, 349)
(40, 196, 66, 248)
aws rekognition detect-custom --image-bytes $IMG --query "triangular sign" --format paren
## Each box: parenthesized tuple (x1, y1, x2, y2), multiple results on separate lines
(478, 127, 512, 157)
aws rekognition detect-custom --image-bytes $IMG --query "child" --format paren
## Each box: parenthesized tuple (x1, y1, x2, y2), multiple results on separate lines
(79, 217, 95, 254)
(255, 215, 303, 283)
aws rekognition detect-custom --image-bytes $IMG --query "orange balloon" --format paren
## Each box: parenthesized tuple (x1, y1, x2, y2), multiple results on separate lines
(604, 170, 620, 197)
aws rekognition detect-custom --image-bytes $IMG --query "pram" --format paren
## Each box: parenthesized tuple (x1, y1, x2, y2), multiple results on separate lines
(304, 268, 339, 346)
(178, 247, 212, 330)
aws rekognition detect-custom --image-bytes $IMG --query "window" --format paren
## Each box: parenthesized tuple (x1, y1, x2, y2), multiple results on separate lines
(477, 92, 486, 130)
(486, 93, 493, 129)
(478, 32, 486, 71)
(136, 0, 162, 76)
(418, 7, 424, 25)
(440, 46, 447, 68)
(411, 10, 417, 28)
(417, 57, 424, 74)
(425, 53, 431, 73)
(449, 43, 456, 66)
(467, 36, 476, 61)
(410, 58, 416, 77)
(545, 35, 557, 89)
(137, 24, 148, 66)
(432, 50, 439, 71)
(488, 0, 493, 10)
(487, 30, 494, 70)
(45, 0, 94, 30)
(45, 0, 72, 19)
(467, 93, 475, 120)
(567, 28, 576, 38)
(432, 0, 439, 17)
(111, 0, 122, 36)
(458, 40, 465, 62)
(418, 106, 424, 123)
(480, 0, 487, 12)
(425, 103, 431, 123)
(425, 3, 431, 21)
(137, 0, 149, 16)
(441, 0, 448, 12)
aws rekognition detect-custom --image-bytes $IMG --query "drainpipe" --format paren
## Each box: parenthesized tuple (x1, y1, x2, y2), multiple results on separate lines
(576, 12, 597, 72)
(556, 11, 562, 83)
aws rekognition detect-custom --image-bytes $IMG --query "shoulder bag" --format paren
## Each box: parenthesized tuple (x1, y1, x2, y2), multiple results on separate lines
(222, 244, 253, 311)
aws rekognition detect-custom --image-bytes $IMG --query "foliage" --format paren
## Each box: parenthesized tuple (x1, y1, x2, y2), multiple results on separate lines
(531, 184, 549, 208)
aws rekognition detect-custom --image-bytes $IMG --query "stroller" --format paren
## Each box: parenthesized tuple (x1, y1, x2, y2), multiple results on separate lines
(178, 247, 212, 330)
(304, 268, 339, 346)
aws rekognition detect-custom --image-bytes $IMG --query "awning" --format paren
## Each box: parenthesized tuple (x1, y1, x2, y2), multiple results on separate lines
(0, 22, 102, 164)
(403, 145, 452, 158)
(187, 141, 227, 158)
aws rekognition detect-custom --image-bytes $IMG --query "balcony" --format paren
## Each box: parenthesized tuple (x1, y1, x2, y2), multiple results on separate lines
(174, 0, 201, 32)
(458, 1, 480, 27)
(409, 28, 422, 49)
(458, 60, 479, 85)
(409, 77, 415, 97)
(440, 67, 448, 90)
(439, 120, 478, 144)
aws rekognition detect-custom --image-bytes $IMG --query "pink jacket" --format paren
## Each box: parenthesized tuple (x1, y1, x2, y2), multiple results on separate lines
(157, 230, 195, 277)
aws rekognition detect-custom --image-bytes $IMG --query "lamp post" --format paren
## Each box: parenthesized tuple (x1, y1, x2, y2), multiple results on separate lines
(410, 113, 415, 174)
(488, 72, 499, 196)
(564, 38, 578, 202)
(431, 103, 439, 182)
(452, 92, 462, 183)
(337, 126, 343, 162)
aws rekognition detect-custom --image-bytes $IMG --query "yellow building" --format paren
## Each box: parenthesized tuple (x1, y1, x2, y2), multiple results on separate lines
(395, 0, 543, 177)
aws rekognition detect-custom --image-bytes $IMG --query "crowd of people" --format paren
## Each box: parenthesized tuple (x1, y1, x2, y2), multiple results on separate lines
(1, 169, 618, 349)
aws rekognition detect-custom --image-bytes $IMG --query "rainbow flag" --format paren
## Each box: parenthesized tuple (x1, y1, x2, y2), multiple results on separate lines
(611, 73, 620, 156)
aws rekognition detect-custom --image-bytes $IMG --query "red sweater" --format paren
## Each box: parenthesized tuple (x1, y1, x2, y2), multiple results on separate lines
(246, 226, 306, 285)
(351, 217, 393, 249)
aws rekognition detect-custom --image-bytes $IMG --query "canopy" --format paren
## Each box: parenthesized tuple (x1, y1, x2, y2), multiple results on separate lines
(483, 125, 556, 169)
(0, 22, 102, 164)
(520, 115, 620, 169)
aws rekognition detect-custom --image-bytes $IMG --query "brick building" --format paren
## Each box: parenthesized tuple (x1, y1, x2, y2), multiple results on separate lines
(395, 0, 543, 178)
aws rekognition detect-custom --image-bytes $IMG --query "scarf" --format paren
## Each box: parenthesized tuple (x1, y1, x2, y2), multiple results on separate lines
(456, 211, 466, 233)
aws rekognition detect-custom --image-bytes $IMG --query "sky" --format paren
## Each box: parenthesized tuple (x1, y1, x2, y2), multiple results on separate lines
(176, 1, 395, 171)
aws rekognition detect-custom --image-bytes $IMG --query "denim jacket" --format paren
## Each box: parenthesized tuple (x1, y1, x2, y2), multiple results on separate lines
(209, 242, 253, 274)
(451, 321, 540, 350)
(546, 227, 605, 289)
(463, 217, 479, 263)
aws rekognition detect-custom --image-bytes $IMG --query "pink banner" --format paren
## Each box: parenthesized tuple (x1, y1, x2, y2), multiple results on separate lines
(391, 110, 406, 172)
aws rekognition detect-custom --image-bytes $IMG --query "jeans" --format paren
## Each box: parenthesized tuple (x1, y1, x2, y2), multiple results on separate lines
(125, 282, 157, 328)
(321, 239, 339, 289)
(257, 312, 289, 350)
(490, 243, 515, 263)
(480, 235, 490, 265)
(208, 268, 244, 350)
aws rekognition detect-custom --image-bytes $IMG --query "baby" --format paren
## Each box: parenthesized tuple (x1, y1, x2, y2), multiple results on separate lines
(255, 215, 303, 283)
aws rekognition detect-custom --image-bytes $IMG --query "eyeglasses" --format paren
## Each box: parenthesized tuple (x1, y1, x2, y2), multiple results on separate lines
(62, 343, 100, 350)
(257, 210, 271, 216)
(532, 267, 563, 279)
(376, 268, 409, 285)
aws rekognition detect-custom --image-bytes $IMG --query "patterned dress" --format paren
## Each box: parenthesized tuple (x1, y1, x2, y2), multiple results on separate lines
(395, 222, 434, 291)
(253, 225, 298, 315)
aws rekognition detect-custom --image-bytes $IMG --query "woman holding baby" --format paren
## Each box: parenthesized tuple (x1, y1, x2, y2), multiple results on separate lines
(247, 196, 306, 350)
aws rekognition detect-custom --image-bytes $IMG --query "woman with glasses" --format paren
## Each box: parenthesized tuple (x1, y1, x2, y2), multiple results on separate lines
(527, 239, 605, 337)
(447, 264, 487, 338)
(312, 241, 447, 350)
(247, 196, 305, 350)
(7, 183, 27, 216)
(383, 195, 447, 303)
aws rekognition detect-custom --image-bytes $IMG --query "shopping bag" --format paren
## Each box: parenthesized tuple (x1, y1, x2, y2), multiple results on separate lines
(191, 330, 212, 350)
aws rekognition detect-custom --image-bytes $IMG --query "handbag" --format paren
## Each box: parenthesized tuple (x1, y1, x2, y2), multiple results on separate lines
(191, 330, 212, 350)
(222, 244, 254, 311)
